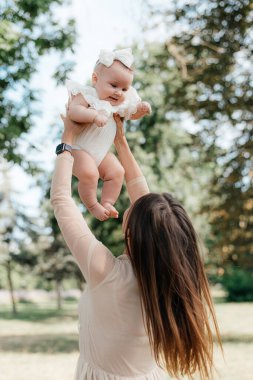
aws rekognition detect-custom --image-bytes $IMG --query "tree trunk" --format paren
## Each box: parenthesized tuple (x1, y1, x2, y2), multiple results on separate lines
(56, 279, 62, 310)
(6, 260, 17, 315)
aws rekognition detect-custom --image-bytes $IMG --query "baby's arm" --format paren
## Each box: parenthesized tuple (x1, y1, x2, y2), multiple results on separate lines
(130, 101, 152, 120)
(68, 94, 97, 123)
(68, 94, 108, 127)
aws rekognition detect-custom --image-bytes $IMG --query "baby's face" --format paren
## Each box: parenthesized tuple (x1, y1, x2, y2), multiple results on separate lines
(92, 61, 133, 106)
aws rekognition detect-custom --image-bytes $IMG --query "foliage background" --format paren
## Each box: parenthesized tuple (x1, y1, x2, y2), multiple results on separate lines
(0, 1, 253, 380)
(0, 0, 252, 314)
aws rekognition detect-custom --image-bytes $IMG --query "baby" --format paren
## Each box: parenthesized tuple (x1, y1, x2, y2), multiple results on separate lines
(66, 48, 151, 221)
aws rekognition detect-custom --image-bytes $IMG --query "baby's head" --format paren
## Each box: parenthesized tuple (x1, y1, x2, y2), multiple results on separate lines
(92, 48, 134, 106)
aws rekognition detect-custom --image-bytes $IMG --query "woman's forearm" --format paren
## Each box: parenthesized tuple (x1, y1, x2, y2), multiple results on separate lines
(113, 114, 150, 203)
(114, 136, 143, 182)
(115, 137, 149, 203)
(50, 154, 96, 260)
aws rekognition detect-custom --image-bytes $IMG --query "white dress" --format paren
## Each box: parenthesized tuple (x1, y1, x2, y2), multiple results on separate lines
(66, 80, 141, 166)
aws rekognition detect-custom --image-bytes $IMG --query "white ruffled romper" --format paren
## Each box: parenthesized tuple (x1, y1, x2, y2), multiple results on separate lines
(66, 80, 141, 166)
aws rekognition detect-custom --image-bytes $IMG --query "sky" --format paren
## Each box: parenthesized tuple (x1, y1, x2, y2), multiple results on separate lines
(10, 0, 146, 214)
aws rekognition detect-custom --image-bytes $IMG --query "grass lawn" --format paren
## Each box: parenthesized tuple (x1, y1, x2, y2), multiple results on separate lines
(0, 300, 252, 380)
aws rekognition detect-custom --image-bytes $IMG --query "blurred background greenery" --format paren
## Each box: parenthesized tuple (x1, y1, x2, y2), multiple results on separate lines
(0, 0, 252, 379)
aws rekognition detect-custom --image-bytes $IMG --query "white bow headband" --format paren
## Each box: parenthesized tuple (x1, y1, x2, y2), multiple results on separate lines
(98, 48, 134, 69)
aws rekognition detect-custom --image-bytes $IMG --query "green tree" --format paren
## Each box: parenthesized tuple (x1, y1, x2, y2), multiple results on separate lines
(143, 0, 253, 296)
(0, 160, 39, 313)
(0, 0, 77, 307)
(91, 0, 253, 289)
(0, 0, 76, 165)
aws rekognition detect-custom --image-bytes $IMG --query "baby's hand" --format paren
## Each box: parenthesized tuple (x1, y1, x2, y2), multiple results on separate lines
(94, 111, 108, 127)
(137, 101, 152, 116)
(129, 101, 152, 120)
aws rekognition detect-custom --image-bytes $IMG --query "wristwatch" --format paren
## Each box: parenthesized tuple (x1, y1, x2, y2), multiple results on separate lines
(55, 143, 72, 155)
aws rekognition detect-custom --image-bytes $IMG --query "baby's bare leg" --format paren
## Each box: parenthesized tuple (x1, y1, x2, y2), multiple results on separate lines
(98, 153, 125, 218)
(72, 150, 110, 221)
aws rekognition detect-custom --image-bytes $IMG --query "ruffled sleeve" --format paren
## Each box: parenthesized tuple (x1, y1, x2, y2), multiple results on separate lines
(66, 80, 113, 117)
(116, 87, 141, 120)
(66, 79, 87, 97)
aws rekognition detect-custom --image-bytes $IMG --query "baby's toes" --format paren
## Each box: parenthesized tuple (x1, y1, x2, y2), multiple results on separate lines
(103, 202, 119, 218)
(100, 210, 110, 221)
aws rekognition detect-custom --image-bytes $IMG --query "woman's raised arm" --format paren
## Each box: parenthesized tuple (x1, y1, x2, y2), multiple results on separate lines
(50, 116, 116, 287)
(113, 114, 149, 204)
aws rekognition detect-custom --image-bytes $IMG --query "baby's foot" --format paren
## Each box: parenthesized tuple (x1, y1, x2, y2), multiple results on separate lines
(102, 202, 119, 219)
(88, 202, 110, 221)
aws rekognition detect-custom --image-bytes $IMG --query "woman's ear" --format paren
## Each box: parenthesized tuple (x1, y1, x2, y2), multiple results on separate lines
(92, 72, 98, 85)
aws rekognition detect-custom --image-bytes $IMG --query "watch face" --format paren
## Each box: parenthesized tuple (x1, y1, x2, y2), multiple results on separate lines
(56, 143, 64, 154)
(55, 143, 72, 155)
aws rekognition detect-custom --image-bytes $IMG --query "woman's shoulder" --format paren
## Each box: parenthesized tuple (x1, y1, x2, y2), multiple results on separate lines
(117, 253, 130, 261)
(116, 254, 137, 283)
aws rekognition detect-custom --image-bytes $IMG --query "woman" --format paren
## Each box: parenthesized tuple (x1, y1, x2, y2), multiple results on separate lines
(50, 114, 222, 380)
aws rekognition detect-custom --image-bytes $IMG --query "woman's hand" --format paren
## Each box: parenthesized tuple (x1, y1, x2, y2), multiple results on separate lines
(113, 113, 144, 184)
(113, 113, 126, 146)
(61, 114, 86, 145)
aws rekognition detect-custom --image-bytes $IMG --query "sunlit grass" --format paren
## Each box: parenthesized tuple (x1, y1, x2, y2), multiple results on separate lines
(0, 299, 77, 322)
(0, 300, 253, 379)
(0, 352, 77, 380)
(0, 300, 79, 354)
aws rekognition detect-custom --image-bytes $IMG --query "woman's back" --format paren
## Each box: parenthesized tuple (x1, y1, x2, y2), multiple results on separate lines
(76, 254, 167, 379)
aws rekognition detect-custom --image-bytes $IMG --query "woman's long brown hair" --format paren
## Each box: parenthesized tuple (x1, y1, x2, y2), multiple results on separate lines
(125, 193, 222, 380)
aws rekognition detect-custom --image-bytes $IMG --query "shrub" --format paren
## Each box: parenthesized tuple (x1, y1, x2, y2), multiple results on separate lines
(221, 268, 253, 302)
